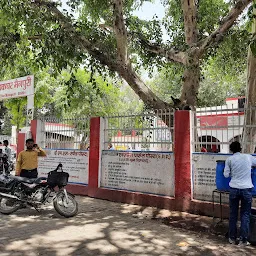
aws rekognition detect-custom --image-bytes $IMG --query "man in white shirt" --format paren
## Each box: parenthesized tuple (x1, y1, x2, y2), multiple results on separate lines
(224, 141, 256, 245)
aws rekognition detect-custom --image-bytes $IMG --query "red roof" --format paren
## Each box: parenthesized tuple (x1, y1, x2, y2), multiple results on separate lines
(226, 97, 245, 101)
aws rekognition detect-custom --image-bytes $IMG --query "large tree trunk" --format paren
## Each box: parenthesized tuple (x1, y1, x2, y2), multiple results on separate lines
(243, 1, 256, 153)
(181, 0, 200, 153)
(180, 0, 200, 107)
(180, 62, 200, 107)
(180, 62, 200, 152)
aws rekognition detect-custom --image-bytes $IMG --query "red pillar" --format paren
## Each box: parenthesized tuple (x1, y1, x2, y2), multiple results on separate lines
(88, 117, 101, 196)
(30, 120, 38, 142)
(17, 133, 25, 156)
(174, 111, 192, 211)
(16, 132, 26, 175)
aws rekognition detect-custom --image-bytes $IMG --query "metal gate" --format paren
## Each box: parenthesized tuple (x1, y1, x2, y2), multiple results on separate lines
(40, 117, 90, 150)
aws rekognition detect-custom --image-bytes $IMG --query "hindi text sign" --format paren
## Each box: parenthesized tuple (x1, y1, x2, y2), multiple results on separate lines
(0, 75, 34, 100)
(101, 151, 174, 196)
(38, 149, 89, 185)
(192, 153, 256, 207)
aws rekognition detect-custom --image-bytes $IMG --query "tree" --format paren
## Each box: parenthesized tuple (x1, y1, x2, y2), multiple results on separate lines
(0, 53, 57, 130)
(0, 0, 253, 111)
(53, 69, 144, 117)
(0, 102, 11, 135)
(0, 60, 144, 129)
(243, 0, 256, 152)
(149, 60, 247, 108)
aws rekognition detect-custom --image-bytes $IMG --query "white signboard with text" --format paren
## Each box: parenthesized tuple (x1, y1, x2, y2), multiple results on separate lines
(38, 149, 89, 185)
(192, 153, 256, 206)
(0, 75, 34, 100)
(101, 151, 174, 196)
(192, 153, 228, 202)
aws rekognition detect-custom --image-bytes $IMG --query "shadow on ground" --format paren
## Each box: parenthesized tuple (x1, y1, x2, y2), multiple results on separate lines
(0, 196, 254, 256)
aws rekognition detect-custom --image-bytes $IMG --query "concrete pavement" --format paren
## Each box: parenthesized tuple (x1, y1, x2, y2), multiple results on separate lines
(0, 196, 254, 256)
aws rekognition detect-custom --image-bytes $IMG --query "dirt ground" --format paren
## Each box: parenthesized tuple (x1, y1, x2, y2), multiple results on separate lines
(0, 196, 254, 256)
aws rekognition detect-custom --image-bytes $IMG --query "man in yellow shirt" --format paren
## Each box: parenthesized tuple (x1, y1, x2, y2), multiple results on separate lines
(16, 138, 46, 178)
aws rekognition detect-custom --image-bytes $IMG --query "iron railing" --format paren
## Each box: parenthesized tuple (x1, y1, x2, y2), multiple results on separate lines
(40, 117, 90, 150)
(103, 109, 174, 151)
(193, 104, 256, 153)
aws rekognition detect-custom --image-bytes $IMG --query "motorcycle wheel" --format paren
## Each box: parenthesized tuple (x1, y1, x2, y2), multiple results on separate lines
(0, 197, 21, 214)
(53, 191, 78, 218)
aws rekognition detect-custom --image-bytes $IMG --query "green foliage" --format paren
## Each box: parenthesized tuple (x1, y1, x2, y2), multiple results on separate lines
(0, 103, 11, 135)
(149, 62, 246, 107)
(4, 98, 27, 129)
(53, 69, 144, 117)
(251, 41, 256, 56)
(162, 0, 229, 49)
(197, 69, 246, 107)
(207, 29, 250, 77)
(148, 64, 183, 103)
(0, 52, 56, 128)
(0, 0, 253, 115)
(197, 0, 229, 36)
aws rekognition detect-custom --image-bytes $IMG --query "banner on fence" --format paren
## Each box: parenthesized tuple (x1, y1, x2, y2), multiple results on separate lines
(192, 153, 228, 202)
(38, 149, 89, 185)
(0, 75, 34, 100)
(101, 151, 174, 196)
(192, 153, 256, 206)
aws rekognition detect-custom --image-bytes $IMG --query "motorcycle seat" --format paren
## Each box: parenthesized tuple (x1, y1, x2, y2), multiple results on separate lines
(13, 176, 46, 184)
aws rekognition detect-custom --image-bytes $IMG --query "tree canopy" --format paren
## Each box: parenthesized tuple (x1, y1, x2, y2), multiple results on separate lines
(0, 62, 144, 133)
(0, 0, 254, 112)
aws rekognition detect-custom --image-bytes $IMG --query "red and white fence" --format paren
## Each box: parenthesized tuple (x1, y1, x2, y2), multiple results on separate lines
(15, 107, 256, 217)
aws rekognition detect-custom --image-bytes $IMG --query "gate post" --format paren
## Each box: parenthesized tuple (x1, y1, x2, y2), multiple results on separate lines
(15, 132, 26, 175)
(88, 117, 104, 196)
(174, 110, 192, 211)
(30, 120, 45, 147)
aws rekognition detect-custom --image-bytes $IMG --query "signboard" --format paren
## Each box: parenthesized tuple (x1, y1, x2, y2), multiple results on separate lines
(199, 115, 228, 130)
(38, 149, 89, 185)
(0, 75, 34, 100)
(192, 153, 228, 202)
(155, 119, 172, 142)
(192, 153, 256, 206)
(101, 151, 174, 196)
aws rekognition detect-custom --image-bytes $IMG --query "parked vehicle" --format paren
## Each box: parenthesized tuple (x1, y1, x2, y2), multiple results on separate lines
(0, 163, 78, 217)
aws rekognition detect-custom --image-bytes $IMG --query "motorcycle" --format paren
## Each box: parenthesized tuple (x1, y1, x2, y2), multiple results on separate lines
(0, 163, 78, 218)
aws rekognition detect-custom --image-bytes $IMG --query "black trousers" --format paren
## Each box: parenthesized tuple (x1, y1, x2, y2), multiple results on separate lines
(20, 169, 38, 179)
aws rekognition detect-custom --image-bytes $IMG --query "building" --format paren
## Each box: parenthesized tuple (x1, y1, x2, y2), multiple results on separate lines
(196, 97, 245, 153)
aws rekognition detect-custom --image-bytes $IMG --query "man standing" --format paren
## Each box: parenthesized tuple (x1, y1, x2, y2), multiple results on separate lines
(2, 140, 11, 174)
(3, 140, 12, 162)
(16, 138, 46, 178)
(224, 141, 256, 245)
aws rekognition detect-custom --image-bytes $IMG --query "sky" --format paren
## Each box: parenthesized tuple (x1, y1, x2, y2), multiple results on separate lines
(60, 0, 165, 21)
(133, 0, 165, 20)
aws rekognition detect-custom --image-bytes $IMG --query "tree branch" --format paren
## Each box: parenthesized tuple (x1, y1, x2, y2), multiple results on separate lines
(32, 0, 175, 110)
(198, 0, 253, 55)
(113, 0, 128, 65)
(139, 37, 187, 65)
(27, 35, 42, 40)
(181, 0, 198, 45)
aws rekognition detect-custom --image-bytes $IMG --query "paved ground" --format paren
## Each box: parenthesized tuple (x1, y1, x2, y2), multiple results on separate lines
(0, 196, 255, 256)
